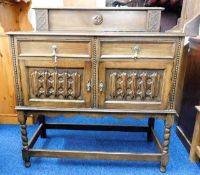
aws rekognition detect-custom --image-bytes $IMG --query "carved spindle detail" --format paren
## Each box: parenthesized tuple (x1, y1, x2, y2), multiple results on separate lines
(31, 71, 38, 97)
(130, 73, 137, 98)
(72, 72, 81, 98)
(108, 71, 161, 101)
(140, 72, 147, 99)
(30, 70, 82, 99)
(56, 72, 65, 97)
(64, 73, 69, 97)
(121, 73, 127, 97)
(47, 72, 55, 96)
(44, 71, 48, 96)
(150, 73, 160, 99)
(110, 72, 117, 98)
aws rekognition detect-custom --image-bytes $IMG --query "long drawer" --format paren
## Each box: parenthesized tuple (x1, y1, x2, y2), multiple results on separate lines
(17, 37, 92, 58)
(99, 37, 178, 59)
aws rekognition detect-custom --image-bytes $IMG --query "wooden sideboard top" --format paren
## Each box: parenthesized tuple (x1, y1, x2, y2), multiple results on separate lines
(7, 31, 185, 37)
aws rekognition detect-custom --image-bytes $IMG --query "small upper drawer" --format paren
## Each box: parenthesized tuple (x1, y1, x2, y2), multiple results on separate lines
(100, 39, 177, 59)
(18, 39, 92, 58)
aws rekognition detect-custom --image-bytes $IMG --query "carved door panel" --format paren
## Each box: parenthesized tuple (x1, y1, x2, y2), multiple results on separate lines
(98, 60, 173, 110)
(19, 59, 92, 108)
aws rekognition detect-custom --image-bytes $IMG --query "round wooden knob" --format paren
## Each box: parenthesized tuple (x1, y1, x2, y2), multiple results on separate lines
(92, 15, 103, 25)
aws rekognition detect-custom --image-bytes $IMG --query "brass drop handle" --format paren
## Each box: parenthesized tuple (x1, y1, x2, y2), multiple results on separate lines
(51, 45, 58, 63)
(86, 80, 91, 92)
(99, 80, 104, 93)
(132, 45, 140, 59)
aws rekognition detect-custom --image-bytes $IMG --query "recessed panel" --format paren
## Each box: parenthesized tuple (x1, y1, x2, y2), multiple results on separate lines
(18, 40, 91, 58)
(106, 69, 163, 102)
(28, 68, 84, 100)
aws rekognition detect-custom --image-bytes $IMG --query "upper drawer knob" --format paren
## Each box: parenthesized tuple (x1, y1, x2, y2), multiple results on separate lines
(132, 45, 141, 59)
(92, 15, 103, 25)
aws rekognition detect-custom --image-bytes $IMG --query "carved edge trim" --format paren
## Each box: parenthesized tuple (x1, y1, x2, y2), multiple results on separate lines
(35, 9, 49, 31)
(93, 38, 97, 108)
(169, 38, 182, 109)
(10, 36, 22, 106)
(147, 10, 161, 32)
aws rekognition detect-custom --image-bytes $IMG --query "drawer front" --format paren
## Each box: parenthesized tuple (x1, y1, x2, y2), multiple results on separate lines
(100, 38, 177, 59)
(19, 59, 92, 108)
(17, 38, 92, 58)
(98, 60, 173, 110)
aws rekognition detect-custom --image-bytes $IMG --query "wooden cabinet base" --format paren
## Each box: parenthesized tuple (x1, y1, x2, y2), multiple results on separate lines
(17, 107, 175, 173)
(8, 31, 184, 172)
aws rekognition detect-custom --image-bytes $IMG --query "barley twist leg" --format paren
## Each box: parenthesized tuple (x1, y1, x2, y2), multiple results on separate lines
(18, 112, 31, 168)
(160, 114, 174, 173)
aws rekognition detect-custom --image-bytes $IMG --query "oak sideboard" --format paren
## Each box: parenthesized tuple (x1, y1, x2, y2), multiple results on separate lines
(8, 7, 184, 173)
(9, 31, 184, 172)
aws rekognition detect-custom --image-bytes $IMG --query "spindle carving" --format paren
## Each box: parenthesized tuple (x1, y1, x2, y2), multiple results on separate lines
(30, 70, 82, 99)
(108, 71, 161, 100)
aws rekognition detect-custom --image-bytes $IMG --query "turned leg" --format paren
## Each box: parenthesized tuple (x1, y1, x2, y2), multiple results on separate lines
(18, 112, 31, 168)
(160, 114, 174, 173)
(147, 118, 155, 142)
(38, 115, 47, 138)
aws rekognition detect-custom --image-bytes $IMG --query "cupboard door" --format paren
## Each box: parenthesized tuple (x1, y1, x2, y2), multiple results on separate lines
(98, 60, 173, 110)
(19, 59, 92, 108)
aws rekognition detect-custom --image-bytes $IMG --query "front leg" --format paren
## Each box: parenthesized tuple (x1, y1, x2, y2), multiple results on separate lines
(160, 114, 174, 173)
(18, 112, 31, 168)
